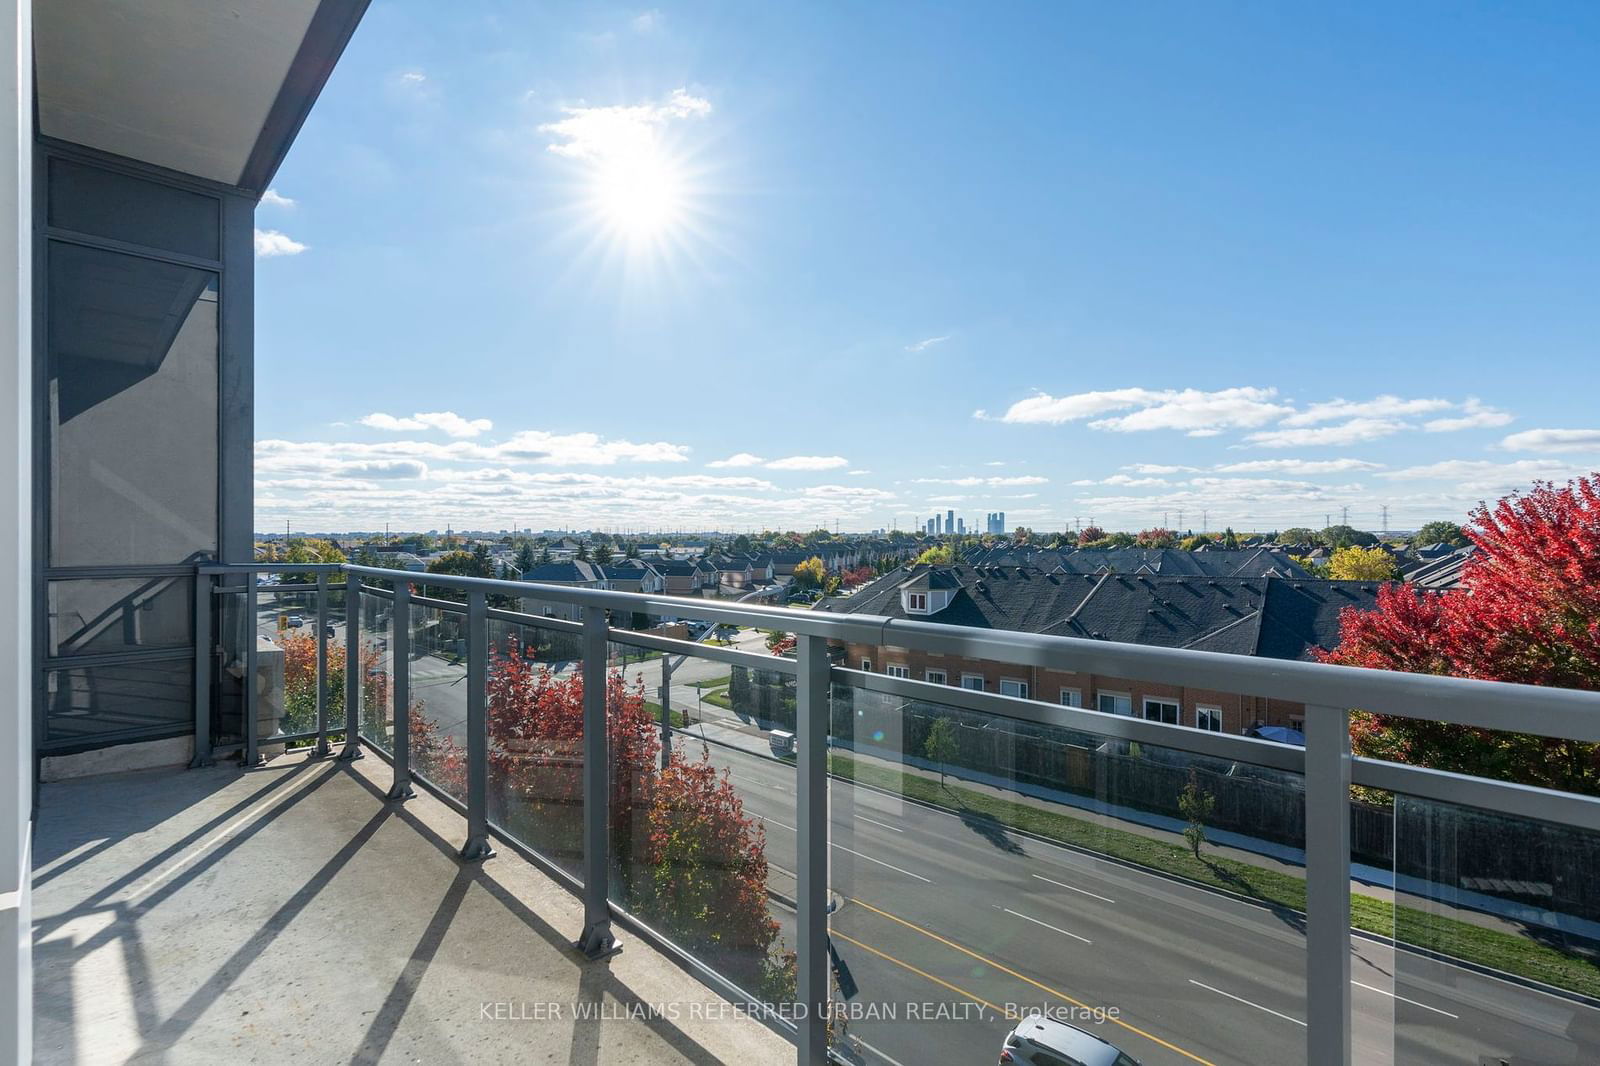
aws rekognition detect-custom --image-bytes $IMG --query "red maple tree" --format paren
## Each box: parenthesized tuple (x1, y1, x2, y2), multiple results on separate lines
(1319, 474, 1600, 792)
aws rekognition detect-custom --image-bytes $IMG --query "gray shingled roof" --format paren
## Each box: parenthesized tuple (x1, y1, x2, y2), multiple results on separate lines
(819, 564, 1381, 662)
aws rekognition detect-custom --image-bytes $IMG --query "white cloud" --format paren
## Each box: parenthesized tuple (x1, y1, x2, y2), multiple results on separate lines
(260, 188, 296, 208)
(706, 452, 765, 468)
(985, 387, 1289, 437)
(905, 335, 950, 352)
(910, 476, 1049, 487)
(1377, 459, 1590, 493)
(400, 71, 427, 84)
(1243, 418, 1405, 448)
(1424, 398, 1513, 433)
(1213, 458, 1384, 474)
(1280, 395, 1452, 427)
(1499, 428, 1600, 453)
(254, 229, 307, 257)
(847, 469, 871, 476)
(1123, 463, 1200, 475)
(630, 9, 661, 32)
(360, 411, 493, 438)
(540, 88, 710, 162)
(1073, 475, 1171, 487)
(766, 455, 849, 471)
(495, 430, 689, 465)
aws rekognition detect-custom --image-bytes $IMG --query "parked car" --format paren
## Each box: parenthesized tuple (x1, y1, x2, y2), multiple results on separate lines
(768, 730, 795, 758)
(999, 1014, 1140, 1066)
(287, 615, 303, 627)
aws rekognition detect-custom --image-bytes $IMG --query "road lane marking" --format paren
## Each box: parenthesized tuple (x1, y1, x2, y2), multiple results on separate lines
(1001, 906, 1092, 944)
(1188, 979, 1304, 1027)
(1351, 980, 1459, 1019)
(758, 817, 933, 882)
(835, 843, 934, 883)
(850, 897, 1215, 1065)
(1032, 873, 1116, 905)
(853, 1036, 912, 1066)
(831, 930, 1004, 1016)
(856, 815, 903, 833)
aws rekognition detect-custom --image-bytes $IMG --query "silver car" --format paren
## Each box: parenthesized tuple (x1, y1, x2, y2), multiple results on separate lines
(999, 1013, 1141, 1066)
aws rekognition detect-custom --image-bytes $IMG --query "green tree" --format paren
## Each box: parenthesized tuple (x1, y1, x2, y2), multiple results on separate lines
(913, 544, 957, 566)
(923, 717, 959, 785)
(792, 556, 828, 589)
(1278, 527, 1322, 547)
(1415, 520, 1469, 548)
(514, 541, 537, 574)
(1177, 768, 1216, 860)
(1320, 524, 1378, 549)
(593, 543, 615, 565)
(1327, 544, 1399, 581)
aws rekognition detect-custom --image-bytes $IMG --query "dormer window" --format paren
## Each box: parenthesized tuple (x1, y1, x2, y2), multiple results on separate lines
(907, 592, 928, 612)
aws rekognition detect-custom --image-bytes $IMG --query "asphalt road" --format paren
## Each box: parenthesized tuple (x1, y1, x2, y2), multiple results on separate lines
(693, 732, 1600, 1066)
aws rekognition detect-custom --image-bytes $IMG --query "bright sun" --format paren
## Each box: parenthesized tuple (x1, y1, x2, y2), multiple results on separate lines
(590, 147, 686, 241)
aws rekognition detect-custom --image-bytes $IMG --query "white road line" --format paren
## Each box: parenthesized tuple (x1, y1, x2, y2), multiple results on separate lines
(1189, 979, 1305, 1027)
(854, 1036, 912, 1066)
(1000, 906, 1092, 944)
(855, 815, 903, 833)
(834, 842, 935, 883)
(1352, 980, 1459, 1019)
(1032, 873, 1116, 905)
(758, 817, 933, 883)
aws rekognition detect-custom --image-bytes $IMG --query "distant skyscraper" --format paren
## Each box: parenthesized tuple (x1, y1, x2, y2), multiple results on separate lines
(946, 509, 955, 535)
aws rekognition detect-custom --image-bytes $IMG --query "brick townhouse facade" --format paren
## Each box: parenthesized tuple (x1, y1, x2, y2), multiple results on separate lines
(818, 560, 1384, 739)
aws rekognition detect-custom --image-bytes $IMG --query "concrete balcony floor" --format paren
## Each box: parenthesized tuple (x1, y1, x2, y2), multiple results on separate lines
(31, 749, 789, 1065)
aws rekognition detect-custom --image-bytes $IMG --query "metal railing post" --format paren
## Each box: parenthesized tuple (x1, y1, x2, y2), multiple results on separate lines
(577, 605, 619, 958)
(1305, 704, 1352, 1066)
(312, 572, 331, 757)
(338, 573, 363, 761)
(189, 571, 214, 768)
(795, 634, 830, 1065)
(659, 653, 673, 770)
(387, 581, 415, 800)
(244, 577, 260, 767)
(459, 589, 494, 859)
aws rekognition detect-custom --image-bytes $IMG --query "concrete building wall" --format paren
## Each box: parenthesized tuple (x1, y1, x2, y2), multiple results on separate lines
(0, 0, 32, 1059)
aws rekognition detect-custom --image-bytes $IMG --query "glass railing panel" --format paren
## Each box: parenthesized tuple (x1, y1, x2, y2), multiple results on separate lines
(406, 596, 469, 803)
(826, 680, 1308, 1066)
(1379, 793, 1600, 1064)
(211, 585, 248, 747)
(357, 586, 395, 755)
(483, 614, 587, 880)
(608, 625, 799, 1014)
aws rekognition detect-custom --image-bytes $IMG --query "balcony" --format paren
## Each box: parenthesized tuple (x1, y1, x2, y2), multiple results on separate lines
(35, 561, 1600, 1065)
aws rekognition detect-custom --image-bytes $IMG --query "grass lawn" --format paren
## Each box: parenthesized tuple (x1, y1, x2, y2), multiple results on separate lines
(827, 751, 1600, 999)
(689, 675, 731, 689)
(642, 701, 690, 729)
(701, 689, 734, 711)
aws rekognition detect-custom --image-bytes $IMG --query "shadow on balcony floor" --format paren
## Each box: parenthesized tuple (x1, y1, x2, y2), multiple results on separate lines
(31, 750, 791, 1065)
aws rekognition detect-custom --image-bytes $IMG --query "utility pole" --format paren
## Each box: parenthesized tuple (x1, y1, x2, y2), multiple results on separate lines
(1202, 510, 1209, 534)
(1341, 505, 1349, 526)
(1380, 505, 1390, 536)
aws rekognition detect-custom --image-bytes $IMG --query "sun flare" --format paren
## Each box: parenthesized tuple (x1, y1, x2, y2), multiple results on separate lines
(590, 146, 687, 241)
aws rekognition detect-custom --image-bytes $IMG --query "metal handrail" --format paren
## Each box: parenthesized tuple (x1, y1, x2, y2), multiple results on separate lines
(202, 560, 1600, 1066)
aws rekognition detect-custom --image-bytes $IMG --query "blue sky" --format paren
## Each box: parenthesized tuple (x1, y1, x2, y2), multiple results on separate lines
(254, 2, 1600, 535)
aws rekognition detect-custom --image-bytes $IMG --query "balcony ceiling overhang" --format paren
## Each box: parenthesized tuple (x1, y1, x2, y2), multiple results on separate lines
(35, 0, 368, 196)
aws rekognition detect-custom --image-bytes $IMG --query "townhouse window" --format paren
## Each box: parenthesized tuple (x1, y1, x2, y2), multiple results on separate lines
(1059, 688, 1082, 708)
(925, 669, 948, 685)
(907, 592, 928, 612)
(1196, 706, 1223, 732)
(1143, 699, 1180, 725)
(1097, 692, 1132, 716)
(861, 658, 873, 672)
(886, 664, 910, 679)
(999, 678, 1029, 699)
(961, 674, 986, 691)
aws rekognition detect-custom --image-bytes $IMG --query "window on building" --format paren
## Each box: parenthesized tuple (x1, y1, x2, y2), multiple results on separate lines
(999, 678, 1029, 699)
(1143, 699, 1180, 725)
(886, 664, 910, 679)
(1097, 692, 1132, 716)
(925, 669, 947, 685)
(961, 674, 985, 691)
(860, 658, 872, 672)
(1197, 706, 1223, 732)
(907, 592, 928, 611)
(1059, 688, 1082, 708)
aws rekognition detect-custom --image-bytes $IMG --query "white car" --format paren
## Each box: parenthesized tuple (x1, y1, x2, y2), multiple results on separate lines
(999, 1014, 1140, 1066)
